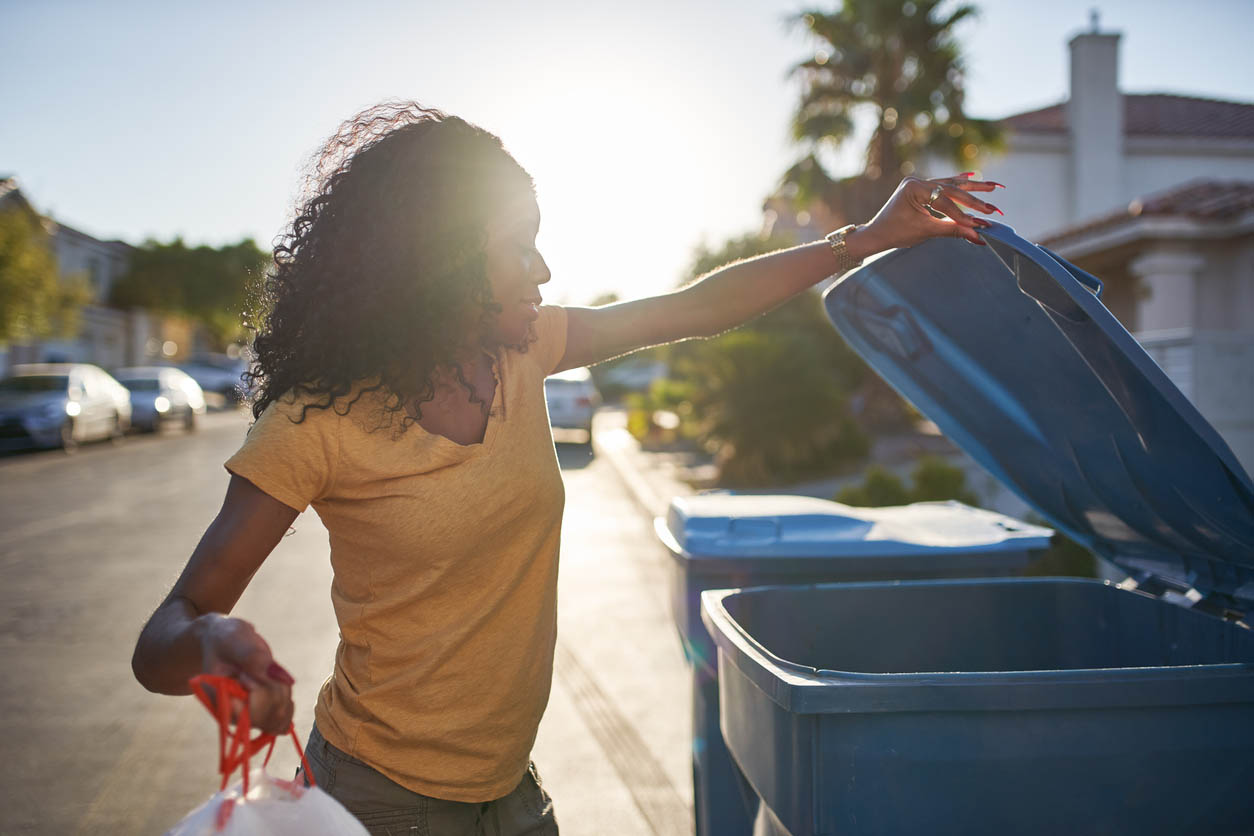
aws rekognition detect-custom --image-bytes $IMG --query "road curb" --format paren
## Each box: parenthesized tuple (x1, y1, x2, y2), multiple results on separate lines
(592, 425, 670, 520)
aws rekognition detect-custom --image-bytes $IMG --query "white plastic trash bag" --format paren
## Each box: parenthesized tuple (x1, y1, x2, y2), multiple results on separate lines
(165, 767, 368, 835)
(163, 674, 368, 835)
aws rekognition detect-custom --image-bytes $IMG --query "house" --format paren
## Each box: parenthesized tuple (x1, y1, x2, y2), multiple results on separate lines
(966, 22, 1254, 474)
(1038, 180, 1254, 475)
(766, 22, 1254, 246)
(763, 21, 1254, 477)
(973, 25, 1254, 238)
(0, 177, 199, 373)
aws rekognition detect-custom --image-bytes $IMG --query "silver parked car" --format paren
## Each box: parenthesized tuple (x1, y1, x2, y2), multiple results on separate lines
(179, 352, 249, 403)
(0, 363, 132, 451)
(544, 366, 601, 440)
(114, 366, 206, 432)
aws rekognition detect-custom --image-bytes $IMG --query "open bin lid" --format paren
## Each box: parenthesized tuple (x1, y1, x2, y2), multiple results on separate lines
(663, 493, 1052, 560)
(823, 221, 1254, 610)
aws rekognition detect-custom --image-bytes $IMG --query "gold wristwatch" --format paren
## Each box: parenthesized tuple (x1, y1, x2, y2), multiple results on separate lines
(824, 224, 863, 275)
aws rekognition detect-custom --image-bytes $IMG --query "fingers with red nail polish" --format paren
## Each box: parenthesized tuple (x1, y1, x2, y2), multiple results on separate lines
(199, 615, 296, 734)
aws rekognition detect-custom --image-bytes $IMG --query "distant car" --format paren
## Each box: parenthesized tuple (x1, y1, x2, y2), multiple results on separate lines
(0, 363, 132, 451)
(114, 366, 206, 432)
(180, 352, 249, 403)
(545, 367, 601, 438)
(600, 359, 668, 392)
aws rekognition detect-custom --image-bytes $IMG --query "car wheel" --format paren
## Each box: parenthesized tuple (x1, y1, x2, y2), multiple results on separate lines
(108, 412, 126, 445)
(184, 408, 197, 431)
(60, 418, 78, 454)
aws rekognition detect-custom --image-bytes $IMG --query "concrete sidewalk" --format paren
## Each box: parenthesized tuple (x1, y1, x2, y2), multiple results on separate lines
(528, 412, 699, 836)
(590, 411, 697, 519)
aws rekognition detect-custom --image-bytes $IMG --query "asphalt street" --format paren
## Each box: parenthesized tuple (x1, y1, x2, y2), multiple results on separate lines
(0, 409, 694, 834)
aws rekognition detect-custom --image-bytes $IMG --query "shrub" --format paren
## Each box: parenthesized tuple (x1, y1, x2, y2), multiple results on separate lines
(909, 456, 979, 505)
(835, 466, 910, 506)
(837, 457, 977, 507)
(1019, 515, 1098, 578)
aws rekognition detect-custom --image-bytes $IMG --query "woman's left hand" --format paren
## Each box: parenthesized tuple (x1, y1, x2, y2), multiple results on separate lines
(850, 173, 1004, 256)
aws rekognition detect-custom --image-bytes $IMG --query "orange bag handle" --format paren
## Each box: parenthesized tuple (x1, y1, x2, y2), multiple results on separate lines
(189, 673, 316, 794)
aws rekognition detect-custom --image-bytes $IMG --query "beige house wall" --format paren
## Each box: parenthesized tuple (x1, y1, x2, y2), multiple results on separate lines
(1057, 228, 1254, 476)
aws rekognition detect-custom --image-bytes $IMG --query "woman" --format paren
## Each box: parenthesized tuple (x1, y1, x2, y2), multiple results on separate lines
(131, 101, 999, 834)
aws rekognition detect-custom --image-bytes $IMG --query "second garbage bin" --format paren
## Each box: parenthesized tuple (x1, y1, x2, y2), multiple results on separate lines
(657, 493, 1052, 836)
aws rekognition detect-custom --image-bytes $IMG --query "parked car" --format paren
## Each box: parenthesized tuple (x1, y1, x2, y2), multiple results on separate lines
(0, 363, 132, 451)
(599, 359, 668, 392)
(113, 366, 206, 432)
(179, 352, 249, 403)
(544, 366, 601, 439)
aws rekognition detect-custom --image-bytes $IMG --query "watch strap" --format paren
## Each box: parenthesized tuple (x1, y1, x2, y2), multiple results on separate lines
(824, 224, 863, 275)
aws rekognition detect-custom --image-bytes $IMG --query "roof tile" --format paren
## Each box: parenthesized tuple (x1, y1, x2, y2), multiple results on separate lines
(1003, 93, 1254, 139)
(1040, 179, 1254, 243)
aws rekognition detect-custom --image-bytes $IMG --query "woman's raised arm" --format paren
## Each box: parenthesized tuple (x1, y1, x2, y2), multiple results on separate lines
(131, 474, 300, 733)
(554, 175, 1001, 372)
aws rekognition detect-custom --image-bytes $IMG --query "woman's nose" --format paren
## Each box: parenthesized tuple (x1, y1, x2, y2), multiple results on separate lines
(533, 250, 552, 285)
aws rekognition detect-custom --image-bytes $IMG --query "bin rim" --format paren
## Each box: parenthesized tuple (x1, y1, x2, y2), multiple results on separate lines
(823, 222, 1254, 610)
(656, 495, 1053, 562)
(700, 578, 1254, 715)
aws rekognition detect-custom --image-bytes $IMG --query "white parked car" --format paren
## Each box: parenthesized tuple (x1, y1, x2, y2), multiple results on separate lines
(0, 363, 132, 451)
(114, 366, 206, 432)
(544, 366, 601, 439)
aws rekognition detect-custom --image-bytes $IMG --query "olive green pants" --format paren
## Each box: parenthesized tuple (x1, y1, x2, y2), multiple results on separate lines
(299, 724, 560, 836)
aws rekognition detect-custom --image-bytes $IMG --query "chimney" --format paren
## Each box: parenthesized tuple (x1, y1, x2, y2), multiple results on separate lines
(1067, 15, 1123, 220)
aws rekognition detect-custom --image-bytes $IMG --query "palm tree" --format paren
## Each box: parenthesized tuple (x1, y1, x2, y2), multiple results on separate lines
(784, 0, 1003, 219)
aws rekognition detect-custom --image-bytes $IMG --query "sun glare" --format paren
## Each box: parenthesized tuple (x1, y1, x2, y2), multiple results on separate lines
(483, 57, 767, 306)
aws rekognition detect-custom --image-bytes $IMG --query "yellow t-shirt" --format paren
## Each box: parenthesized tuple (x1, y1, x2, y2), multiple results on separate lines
(224, 305, 568, 802)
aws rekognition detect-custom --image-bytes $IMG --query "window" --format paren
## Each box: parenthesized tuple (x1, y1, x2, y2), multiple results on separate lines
(88, 257, 104, 292)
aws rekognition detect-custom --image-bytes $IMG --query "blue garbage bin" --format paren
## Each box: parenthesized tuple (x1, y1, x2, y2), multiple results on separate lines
(700, 222, 1254, 835)
(658, 494, 1053, 836)
(704, 578, 1254, 836)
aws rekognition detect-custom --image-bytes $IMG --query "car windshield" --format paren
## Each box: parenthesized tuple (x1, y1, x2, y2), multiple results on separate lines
(118, 379, 160, 391)
(0, 375, 69, 393)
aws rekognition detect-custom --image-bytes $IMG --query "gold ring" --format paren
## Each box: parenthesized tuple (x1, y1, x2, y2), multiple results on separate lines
(925, 185, 943, 207)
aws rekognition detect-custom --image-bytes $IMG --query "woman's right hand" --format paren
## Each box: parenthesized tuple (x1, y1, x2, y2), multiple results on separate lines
(199, 613, 296, 734)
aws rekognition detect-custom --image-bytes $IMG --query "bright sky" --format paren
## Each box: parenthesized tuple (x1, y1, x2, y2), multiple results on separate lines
(2, 0, 1251, 304)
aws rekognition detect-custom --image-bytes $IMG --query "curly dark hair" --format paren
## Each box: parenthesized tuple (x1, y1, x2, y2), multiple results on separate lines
(244, 101, 535, 430)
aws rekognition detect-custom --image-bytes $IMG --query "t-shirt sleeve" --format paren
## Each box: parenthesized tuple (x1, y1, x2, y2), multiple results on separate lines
(224, 396, 340, 512)
(532, 304, 569, 376)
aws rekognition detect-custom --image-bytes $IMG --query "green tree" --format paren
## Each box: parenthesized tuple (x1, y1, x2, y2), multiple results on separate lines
(633, 233, 875, 487)
(785, 0, 1003, 216)
(0, 208, 90, 345)
(109, 237, 269, 348)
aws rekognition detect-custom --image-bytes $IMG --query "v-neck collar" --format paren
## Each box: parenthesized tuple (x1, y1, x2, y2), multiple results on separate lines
(415, 347, 504, 455)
